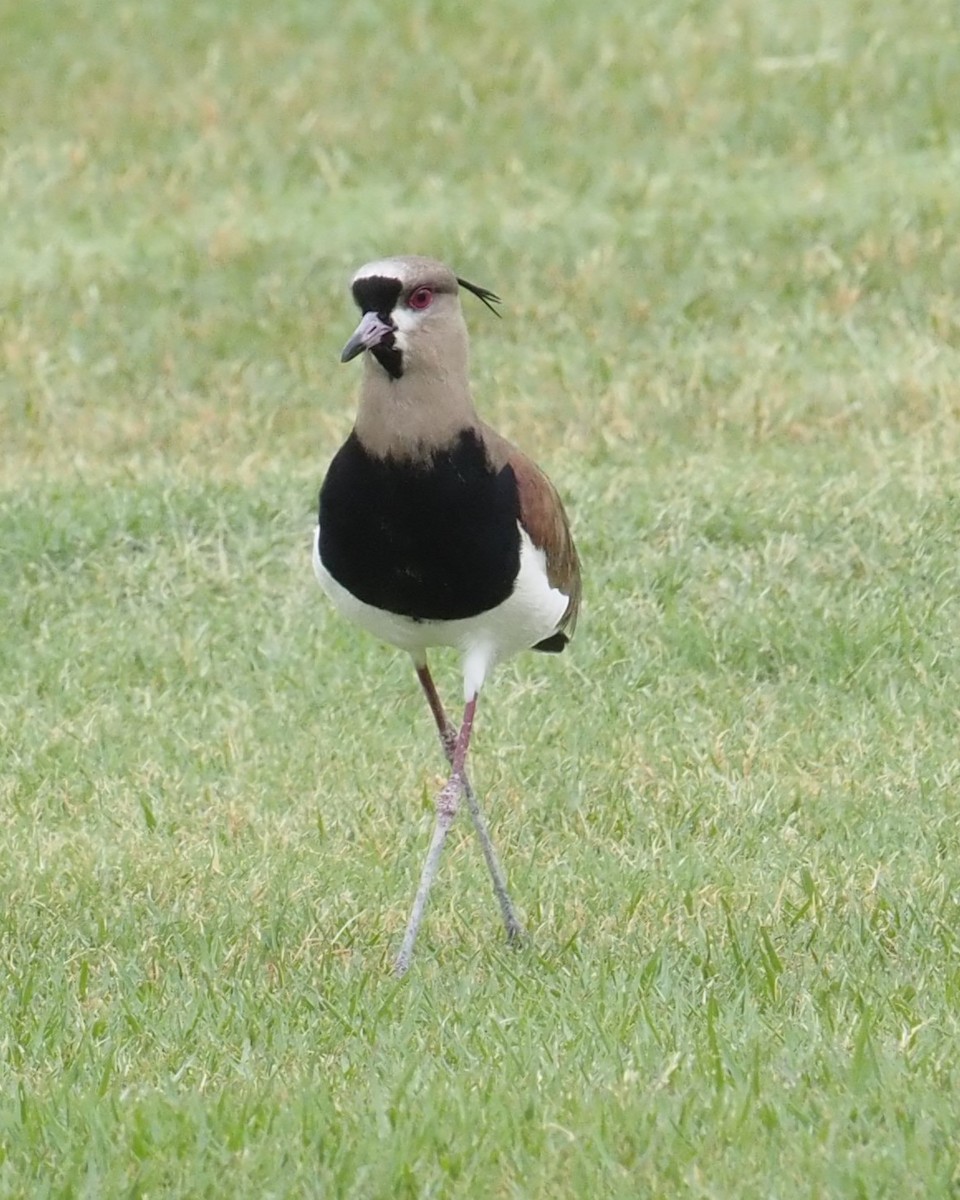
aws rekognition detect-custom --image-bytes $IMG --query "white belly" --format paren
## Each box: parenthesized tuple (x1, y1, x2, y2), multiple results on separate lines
(313, 523, 569, 698)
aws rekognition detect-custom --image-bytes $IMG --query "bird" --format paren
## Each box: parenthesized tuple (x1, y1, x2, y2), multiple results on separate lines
(313, 255, 581, 976)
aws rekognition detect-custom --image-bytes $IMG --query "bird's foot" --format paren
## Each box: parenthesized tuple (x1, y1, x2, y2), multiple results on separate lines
(505, 917, 525, 946)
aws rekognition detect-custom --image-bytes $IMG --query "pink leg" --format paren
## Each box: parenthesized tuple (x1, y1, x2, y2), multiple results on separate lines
(415, 664, 523, 946)
(416, 664, 457, 756)
(395, 691, 477, 976)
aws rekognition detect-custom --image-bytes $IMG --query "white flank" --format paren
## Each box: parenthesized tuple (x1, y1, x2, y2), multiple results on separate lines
(313, 525, 569, 699)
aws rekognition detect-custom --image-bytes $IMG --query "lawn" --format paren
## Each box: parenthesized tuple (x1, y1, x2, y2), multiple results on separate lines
(2, 0, 960, 1195)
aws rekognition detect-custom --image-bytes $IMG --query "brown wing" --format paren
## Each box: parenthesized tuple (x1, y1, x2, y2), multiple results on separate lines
(482, 425, 581, 645)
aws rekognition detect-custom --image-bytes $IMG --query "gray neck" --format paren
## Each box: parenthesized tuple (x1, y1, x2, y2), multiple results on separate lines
(353, 336, 479, 460)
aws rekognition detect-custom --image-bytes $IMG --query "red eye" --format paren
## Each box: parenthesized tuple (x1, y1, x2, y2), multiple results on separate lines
(408, 287, 434, 310)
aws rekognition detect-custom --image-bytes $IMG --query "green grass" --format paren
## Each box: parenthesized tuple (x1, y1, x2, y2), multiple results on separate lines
(3, 0, 960, 1194)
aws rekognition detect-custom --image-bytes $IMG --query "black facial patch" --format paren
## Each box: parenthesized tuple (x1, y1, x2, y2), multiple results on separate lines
(372, 343, 403, 379)
(318, 429, 522, 621)
(350, 275, 405, 378)
(351, 275, 402, 316)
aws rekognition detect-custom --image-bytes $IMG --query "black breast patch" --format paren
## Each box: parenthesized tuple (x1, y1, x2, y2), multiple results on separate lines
(318, 429, 522, 621)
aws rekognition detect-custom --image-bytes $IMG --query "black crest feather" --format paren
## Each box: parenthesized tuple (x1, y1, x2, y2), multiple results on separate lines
(456, 276, 502, 317)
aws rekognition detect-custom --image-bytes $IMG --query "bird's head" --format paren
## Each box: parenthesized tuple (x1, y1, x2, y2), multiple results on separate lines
(340, 256, 500, 381)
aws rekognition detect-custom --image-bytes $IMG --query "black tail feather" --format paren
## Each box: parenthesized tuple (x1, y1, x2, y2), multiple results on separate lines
(532, 632, 569, 654)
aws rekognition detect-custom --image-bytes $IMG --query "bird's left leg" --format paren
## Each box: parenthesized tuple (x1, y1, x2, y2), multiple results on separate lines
(395, 692, 477, 977)
(415, 663, 522, 944)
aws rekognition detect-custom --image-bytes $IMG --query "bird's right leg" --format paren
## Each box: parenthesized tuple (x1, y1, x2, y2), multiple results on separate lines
(395, 691, 478, 976)
(414, 662, 523, 945)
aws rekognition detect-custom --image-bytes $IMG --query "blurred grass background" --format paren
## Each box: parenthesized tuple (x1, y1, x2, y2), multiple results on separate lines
(2, 0, 960, 1196)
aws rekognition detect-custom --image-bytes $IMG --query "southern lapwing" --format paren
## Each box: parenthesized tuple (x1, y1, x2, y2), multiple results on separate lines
(314, 255, 581, 976)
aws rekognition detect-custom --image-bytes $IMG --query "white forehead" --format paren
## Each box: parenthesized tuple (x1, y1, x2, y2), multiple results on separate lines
(350, 256, 456, 289)
(351, 258, 419, 287)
